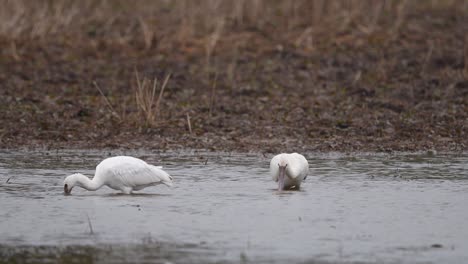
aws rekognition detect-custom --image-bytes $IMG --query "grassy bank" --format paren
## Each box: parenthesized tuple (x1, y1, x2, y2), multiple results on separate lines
(0, 0, 467, 152)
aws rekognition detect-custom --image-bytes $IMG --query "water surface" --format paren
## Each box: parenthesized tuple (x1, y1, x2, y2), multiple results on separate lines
(0, 150, 467, 263)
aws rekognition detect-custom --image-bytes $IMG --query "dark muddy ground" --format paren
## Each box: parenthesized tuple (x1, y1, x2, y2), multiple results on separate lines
(0, 6, 467, 153)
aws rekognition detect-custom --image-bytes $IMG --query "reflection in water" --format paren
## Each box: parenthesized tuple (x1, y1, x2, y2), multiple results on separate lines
(0, 150, 467, 264)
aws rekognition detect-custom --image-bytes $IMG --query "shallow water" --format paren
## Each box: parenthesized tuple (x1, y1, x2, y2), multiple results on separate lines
(0, 150, 467, 263)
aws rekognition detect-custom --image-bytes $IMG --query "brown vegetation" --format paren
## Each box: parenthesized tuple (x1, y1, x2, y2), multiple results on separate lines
(0, 0, 467, 152)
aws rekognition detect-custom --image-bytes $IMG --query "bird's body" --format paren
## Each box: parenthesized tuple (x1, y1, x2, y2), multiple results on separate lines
(64, 156, 172, 194)
(270, 153, 309, 191)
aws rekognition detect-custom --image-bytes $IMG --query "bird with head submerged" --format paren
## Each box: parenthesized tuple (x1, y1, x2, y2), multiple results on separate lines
(63, 156, 173, 195)
(270, 153, 309, 191)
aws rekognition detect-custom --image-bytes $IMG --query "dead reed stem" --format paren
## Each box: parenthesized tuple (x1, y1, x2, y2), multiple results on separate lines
(205, 18, 224, 76)
(138, 17, 153, 50)
(93, 81, 121, 120)
(186, 113, 192, 134)
(421, 41, 434, 76)
(209, 72, 218, 117)
(155, 74, 171, 119)
(464, 35, 468, 79)
(10, 41, 20, 61)
(391, 0, 409, 37)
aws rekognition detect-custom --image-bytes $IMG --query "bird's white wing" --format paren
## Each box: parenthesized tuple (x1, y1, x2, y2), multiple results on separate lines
(97, 156, 172, 188)
(269, 153, 309, 180)
(112, 166, 163, 187)
(289, 153, 309, 180)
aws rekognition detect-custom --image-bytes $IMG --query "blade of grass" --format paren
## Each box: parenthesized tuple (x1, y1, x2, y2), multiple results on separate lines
(93, 81, 121, 120)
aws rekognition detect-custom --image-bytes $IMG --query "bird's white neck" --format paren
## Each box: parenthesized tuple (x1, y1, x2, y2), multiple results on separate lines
(74, 173, 103, 191)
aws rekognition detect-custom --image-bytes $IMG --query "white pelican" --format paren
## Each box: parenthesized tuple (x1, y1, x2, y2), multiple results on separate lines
(63, 156, 173, 194)
(270, 153, 309, 191)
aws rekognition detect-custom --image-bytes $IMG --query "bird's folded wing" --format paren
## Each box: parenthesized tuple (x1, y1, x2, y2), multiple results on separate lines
(113, 166, 165, 187)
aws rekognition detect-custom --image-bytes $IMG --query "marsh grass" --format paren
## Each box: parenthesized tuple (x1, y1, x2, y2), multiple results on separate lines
(2, 1, 466, 42)
(2, 1, 467, 85)
(93, 71, 171, 128)
(3, 0, 466, 87)
(464, 35, 468, 79)
(1, 0, 467, 149)
(134, 71, 171, 127)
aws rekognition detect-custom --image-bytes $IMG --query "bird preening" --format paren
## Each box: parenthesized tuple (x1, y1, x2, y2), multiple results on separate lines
(63, 156, 173, 195)
(270, 153, 309, 191)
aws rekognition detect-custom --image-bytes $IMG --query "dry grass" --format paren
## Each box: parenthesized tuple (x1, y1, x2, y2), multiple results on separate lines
(1, 0, 467, 42)
(134, 71, 171, 127)
(2, 0, 467, 84)
(0, 1, 466, 151)
(92, 70, 171, 128)
(186, 113, 192, 134)
(464, 34, 468, 79)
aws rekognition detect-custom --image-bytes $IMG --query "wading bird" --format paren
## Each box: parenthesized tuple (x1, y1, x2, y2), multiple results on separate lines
(63, 156, 173, 194)
(270, 153, 309, 191)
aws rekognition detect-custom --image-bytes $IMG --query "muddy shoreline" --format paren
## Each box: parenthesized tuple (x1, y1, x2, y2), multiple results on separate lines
(1, 4, 467, 153)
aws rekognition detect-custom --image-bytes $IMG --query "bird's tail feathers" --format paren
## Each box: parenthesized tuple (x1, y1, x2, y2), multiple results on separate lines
(149, 165, 173, 187)
(163, 180, 173, 187)
(161, 174, 173, 187)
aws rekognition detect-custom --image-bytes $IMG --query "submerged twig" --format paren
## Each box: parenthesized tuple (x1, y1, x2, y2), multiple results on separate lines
(86, 213, 94, 235)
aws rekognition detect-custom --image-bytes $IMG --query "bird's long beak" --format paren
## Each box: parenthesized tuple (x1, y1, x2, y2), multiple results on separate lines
(64, 184, 71, 195)
(278, 165, 287, 191)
